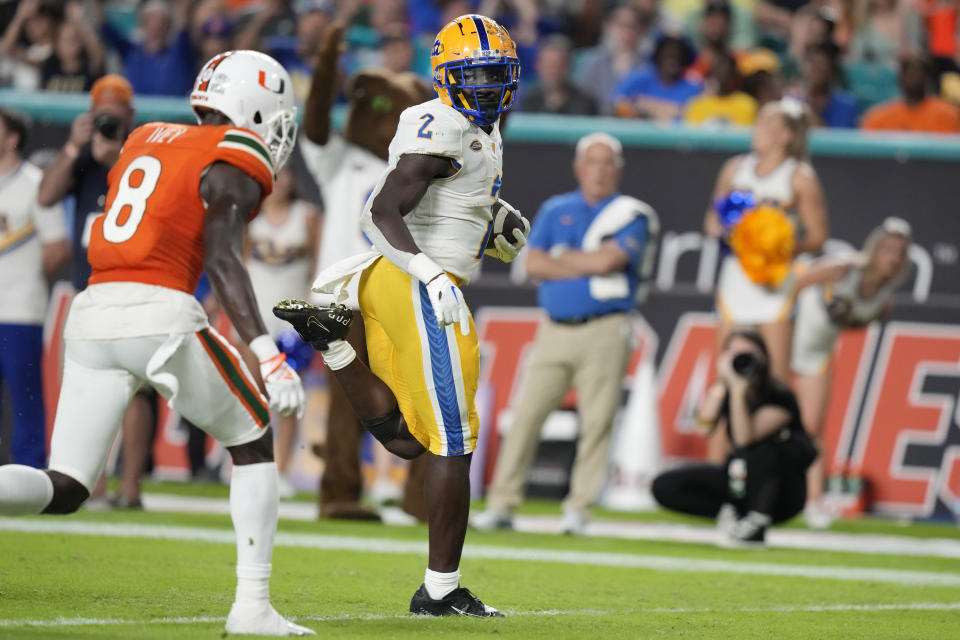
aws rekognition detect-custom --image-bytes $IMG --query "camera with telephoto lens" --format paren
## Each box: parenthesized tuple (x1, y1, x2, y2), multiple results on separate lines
(93, 112, 124, 141)
(732, 352, 762, 377)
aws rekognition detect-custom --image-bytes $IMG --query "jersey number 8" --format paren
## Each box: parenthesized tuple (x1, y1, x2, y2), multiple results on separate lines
(102, 155, 162, 244)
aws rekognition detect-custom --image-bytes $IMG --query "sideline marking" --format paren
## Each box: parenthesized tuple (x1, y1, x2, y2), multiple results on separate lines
(2, 603, 960, 628)
(140, 493, 960, 559)
(2, 518, 960, 587)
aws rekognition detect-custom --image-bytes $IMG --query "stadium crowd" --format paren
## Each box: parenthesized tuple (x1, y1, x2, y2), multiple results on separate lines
(2, 0, 960, 132)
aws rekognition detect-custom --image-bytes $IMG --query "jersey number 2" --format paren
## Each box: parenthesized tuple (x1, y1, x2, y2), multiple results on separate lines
(417, 114, 434, 139)
(103, 155, 162, 244)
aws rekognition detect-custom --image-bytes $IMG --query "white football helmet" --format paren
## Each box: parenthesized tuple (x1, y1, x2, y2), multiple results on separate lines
(190, 50, 298, 169)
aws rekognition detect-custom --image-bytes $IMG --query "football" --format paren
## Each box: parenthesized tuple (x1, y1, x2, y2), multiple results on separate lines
(486, 200, 529, 249)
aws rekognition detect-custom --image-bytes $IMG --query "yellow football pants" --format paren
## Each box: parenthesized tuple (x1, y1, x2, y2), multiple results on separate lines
(358, 257, 479, 456)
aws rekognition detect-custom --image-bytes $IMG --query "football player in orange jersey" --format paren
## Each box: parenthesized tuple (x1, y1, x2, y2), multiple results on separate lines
(0, 51, 314, 636)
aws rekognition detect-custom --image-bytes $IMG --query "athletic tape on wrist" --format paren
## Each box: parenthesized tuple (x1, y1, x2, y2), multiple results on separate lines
(249, 334, 280, 362)
(408, 253, 444, 284)
(321, 339, 356, 371)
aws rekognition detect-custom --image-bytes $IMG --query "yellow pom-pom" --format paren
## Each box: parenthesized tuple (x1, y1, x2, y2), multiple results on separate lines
(729, 206, 795, 286)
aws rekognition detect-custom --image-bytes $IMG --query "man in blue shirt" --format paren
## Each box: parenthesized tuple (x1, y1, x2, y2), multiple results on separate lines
(91, 0, 195, 96)
(613, 34, 702, 121)
(473, 133, 658, 535)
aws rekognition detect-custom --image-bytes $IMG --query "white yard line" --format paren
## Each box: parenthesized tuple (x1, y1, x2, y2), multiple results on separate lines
(2, 518, 960, 587)
(142, 493, 960, 559)
(2, 603, 959, 629)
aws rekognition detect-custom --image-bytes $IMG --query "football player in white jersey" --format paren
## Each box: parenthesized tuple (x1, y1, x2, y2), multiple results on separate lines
(275, 14, 526, 617)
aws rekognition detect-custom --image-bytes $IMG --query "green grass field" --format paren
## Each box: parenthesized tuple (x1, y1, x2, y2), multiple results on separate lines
(1, 485, 959, 639)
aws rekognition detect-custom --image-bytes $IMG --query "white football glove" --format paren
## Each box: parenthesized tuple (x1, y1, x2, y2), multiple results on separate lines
(425, 273, 471, 336)
(409, 253, 471, 336)
(250, 336, 306, 419)
(484, 199, 530, 263)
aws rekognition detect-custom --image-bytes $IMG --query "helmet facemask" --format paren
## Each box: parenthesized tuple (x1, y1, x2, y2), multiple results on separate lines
(436, 58, 520, 127)
(259, 106, 298, 170)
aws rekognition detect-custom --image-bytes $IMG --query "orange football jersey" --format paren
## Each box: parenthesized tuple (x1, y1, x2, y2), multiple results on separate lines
(88, 123, 275, 294)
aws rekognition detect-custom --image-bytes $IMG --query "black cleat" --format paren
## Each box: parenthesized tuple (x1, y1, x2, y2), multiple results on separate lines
(409, 584, 504, 618)
(272, 299, 352, 350)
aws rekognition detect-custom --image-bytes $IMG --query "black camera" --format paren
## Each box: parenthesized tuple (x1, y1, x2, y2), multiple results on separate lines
(732, 352, 763, 377)
(93, 112, 124, 141)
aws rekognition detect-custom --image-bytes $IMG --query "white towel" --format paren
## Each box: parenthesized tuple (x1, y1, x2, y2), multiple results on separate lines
(581, 195, 659, 302)
(311, 250, 382, 306)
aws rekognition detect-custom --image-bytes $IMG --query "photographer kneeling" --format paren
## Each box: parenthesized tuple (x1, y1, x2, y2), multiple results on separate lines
(652, 329, 816, 547)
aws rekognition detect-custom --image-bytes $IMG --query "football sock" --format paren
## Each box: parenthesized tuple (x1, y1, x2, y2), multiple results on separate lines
(424, 567, 460, 600)
(0, 465, 54, 515)
(230, 461, 278, 603)
(321, 339, 356, 371)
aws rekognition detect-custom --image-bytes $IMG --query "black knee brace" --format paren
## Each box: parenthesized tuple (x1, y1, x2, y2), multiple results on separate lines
(362, 411, 403, 446)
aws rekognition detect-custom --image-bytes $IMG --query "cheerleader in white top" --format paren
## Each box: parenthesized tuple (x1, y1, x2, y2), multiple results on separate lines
(792, 217, 911, 526)
(704, 98, 829, 384)
(245, 166, 320, 494)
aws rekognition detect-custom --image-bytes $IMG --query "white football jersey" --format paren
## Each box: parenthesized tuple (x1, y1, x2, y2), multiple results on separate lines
(364, 98, 503, 283)
(0, 162, 66, 325)
(730, 153, 798, 209)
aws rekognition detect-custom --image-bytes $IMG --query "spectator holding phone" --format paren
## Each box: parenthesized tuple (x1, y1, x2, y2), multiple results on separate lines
(653, 329, 816, 547)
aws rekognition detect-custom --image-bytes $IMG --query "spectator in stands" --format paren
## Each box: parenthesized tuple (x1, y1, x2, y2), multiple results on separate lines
(40, 2, 103, 92)
(522, 35, 597, 115)
(860, 53, 960, 133)
(653, 329, 815, 547)
(682, 0, 757, 51)
(755, 0, 811, 53)
(784, 5, 837, 81)
(90, 0, 195, 96)
(36, 75, 154, 509)
(235, 0, 299, 52)
(685, 50, 758, 126)
(847, 0, 922, 73)
(577, 5, 650, 115)
(614, 34, 702, 121)
(739, 47, 785, 107)
(378, 25, 417, 75)
(264, 3, 331, 102)
(0, 108, 69, 469)
(1, 0, 59, 89)
(626, 0, 682, 43)
(472, 133, 659, 536)
(916, 0, 959, 78)
(195, 14, 234, 73)
(792, 42, 859, 127)
(688, 0, 736, 82)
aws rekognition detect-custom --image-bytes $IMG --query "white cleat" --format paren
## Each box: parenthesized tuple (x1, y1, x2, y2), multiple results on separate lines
(225, 601, 315, 636)
(469, 508, 514, 531)
(277, 475, 298, 500)
(368, 476, 403, 506)
(803, 500, 836, 530)
(561, 508, 587, 536)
